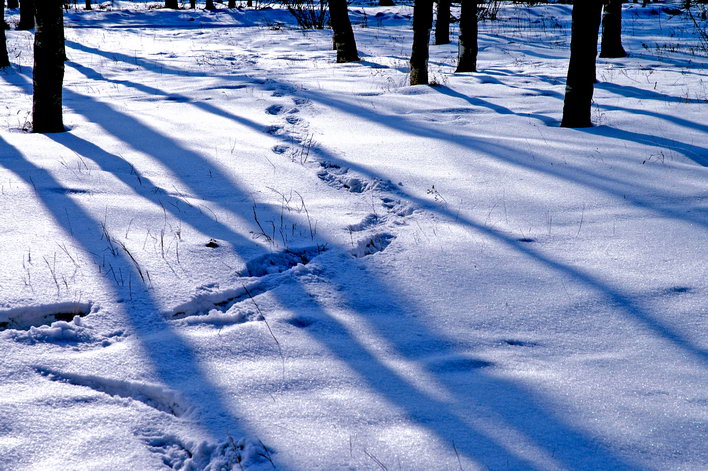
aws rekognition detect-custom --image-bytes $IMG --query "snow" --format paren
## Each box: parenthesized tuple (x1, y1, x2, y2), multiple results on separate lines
(1, 2, 707, 470)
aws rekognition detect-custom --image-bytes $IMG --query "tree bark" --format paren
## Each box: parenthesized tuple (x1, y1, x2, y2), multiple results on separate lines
(456, 0, 478, 72)
(228, 0, 235, 8)
(165, 0, 179, 9)
(205, 0, 216, 10)
(8, 0, 17, 9)
(561, 1, 602, 128)
(434, 0, 450, 45)
(1, 1, 10, 68)
(18, 0, 35, 30)
(329, 0, 359, 62)
(32, 0, 65, 133)
(600, 0, 627, 58)
(85, 0, 91, 10)
(410, 0, 433, 85)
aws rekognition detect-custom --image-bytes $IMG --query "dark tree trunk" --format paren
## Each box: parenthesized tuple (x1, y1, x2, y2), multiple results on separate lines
(85, 0, 91, 10)
(561, 1, 603, 128)
(455, 0, 477, 72)
(1, 1, 9, 68)
(409, 0, 433, 85)
(8, 0, 17, 9)
(205, 0, 215, 9)
(190, 0, 195, 8)
(329, 0, 359, 63)
(247, 0, 252, 7)
(600, 0, 627, 58)
(165, 0, 178, 9)
(18, 0, 35, 30)
(32, 0, 65, 133)
(434, 0, 450, 45)
(228, 0, 235, 8)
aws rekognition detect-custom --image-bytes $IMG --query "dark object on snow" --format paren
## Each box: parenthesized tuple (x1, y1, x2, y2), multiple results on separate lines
(1, 1, 9, 67)
(378, 0, 394, 5)
(456, 0, 478, 73)
(33, 0, 65, 133)
(410, 0, 434, 85)
(561, 1, 603, 128)
(435, 0, 451, 45)
(18, 0, 35, 30)
(206, 239, 220, 248)
(600, 0, 627, 58)
(329, 0, 359, 62)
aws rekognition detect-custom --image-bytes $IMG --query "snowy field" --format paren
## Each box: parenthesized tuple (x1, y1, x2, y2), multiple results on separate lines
(1, 2, 707, 470)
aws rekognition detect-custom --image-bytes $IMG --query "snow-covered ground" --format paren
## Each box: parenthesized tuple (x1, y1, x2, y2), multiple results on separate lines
(1, 2, 706, 470)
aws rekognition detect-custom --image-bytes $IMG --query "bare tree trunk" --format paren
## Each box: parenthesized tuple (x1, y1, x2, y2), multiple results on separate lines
(561, 0, 603, 128)
(32, 0, 65, 133)
(228, 0, 235, 8)
(8, 0, 17, 9)
(410, 0, 433, 85)
(434, 0, 450, 45)
(165, 0, 178, 9)
(456, 0, 478, 72)
(329, 0, 359, 62)
(18, 0, 35, 30)
(205, 0, 216, 10)
(600, 0, 627, 57)
(85, 0, 91, 10)
(1, 1, 10, 68)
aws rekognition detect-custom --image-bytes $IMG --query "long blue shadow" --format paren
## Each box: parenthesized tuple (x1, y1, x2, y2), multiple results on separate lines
(0, 135, 251, 442)
(1, 69, 646, 469)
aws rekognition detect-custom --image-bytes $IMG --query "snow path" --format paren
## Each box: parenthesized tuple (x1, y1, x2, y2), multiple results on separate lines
(1, 4, 707, 470)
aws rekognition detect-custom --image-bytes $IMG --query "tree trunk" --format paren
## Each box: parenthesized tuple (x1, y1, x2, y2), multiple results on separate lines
(165, 0, 178, 9)
(228, 0, 235, 8)
(18, 0, 35, 30)
(600, 0, 627, 58)
(1, 1, 10, 68)
(455, 0, 478, 72)
(561, 1, 603, 128)
(410, 0, 433, 85)
(85, 0, 91, 10)
(8, 0, 17, 9)
(32, 0, 65, 133)
(205, 0, 215, 10)
(434, 0, 450, 45)
(329, 0, 359, 63)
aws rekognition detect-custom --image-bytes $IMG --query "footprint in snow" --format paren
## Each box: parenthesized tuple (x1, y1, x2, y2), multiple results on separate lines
(265, 104, 284, 115)
(168, 247, 327, 321)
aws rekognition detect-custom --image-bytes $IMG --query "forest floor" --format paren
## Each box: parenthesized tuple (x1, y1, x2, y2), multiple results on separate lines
(1, 2, 706, 470)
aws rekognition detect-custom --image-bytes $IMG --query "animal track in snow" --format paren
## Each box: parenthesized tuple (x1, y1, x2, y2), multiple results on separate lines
(271, 144, 290, 154)
(380, 197, 414, 217)
(169, 247, 326, 321)
(265, 104, 284, 115)
(0, 302, 93, 331)
(351, 233, 395, 258)
(317, 162, 392, 194)
(347, 214, 381, 232)
(35, 367, 190, 417)
(142, 434, 193, 470)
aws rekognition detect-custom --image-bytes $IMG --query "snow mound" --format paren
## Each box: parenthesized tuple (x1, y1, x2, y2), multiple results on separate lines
(0, 302, 93, 331)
